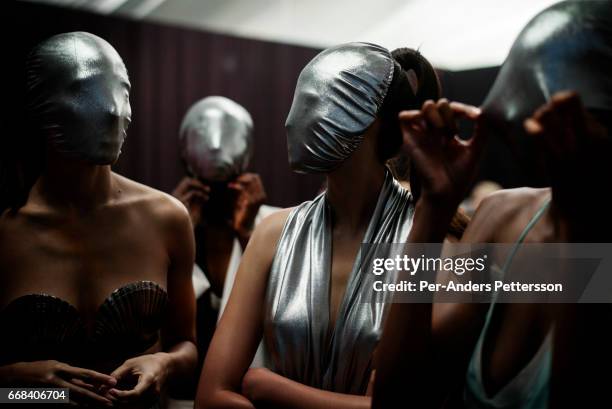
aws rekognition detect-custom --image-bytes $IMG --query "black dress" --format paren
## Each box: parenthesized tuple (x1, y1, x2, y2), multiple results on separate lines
(0, 281, 168, 408)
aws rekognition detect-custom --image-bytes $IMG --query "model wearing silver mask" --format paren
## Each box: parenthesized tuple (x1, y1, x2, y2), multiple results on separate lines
(264, 171, 414, 393)
(26, 32, 132, 165)
(179, 96, 253, 182)
(285, 42, 395, 174)
(483, 1, 612, 131)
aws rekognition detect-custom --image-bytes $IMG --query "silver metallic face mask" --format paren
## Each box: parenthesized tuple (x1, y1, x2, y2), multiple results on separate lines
(26, 32, 132, 165)
(285, 42, 395, 174)
(483, 0, 612, 132)
(179, 96, 253, 182)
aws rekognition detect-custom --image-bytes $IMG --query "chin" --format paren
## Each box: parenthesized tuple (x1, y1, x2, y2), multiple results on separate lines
(85, 150, 121, 166)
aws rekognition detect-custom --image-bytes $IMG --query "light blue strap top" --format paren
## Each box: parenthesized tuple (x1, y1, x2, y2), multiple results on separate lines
(465, 197, 552, 409)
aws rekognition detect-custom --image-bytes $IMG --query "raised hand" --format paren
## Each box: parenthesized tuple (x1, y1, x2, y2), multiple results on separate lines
(399, 99, 487, 210)
(171, 177, 210, 227)
(524, 91, 610, 238)
(228, 173, 267, 243)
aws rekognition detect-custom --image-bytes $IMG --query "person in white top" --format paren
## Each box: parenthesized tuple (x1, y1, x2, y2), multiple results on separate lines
(168, 97, 278, 408)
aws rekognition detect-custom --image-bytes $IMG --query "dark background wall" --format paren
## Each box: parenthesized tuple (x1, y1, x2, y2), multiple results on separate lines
(9, 1, 526, 207)
(10, 1, 323, 208)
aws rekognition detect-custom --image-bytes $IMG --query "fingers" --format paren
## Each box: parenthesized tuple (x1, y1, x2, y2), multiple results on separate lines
(109, 362, 131, 382)
(437, 99, 458, 136)
(449, 101, 481, 120)
(466, 120, 489, 161)
(56, 363, 117, 387)
(549, 91, 585, 148)
(403, 99, 481, 141)
(228, 173, 267, 203)
(422, 100, 446, 130)
(398, 110, 428, 151)
(229, 173, 262, 190)
(398, 110, 426, 134)
(110, 374, 154, 401)
(56, 378, 114, 406)
(523, 91, 583, 160)
(173, 177, 210, 197)
(69, 377, 94, 390)
(183, 189, 209, 204)
(233, 173, 260, 184)
(227, 182, 245, 193)
(184, 178, 211, 194)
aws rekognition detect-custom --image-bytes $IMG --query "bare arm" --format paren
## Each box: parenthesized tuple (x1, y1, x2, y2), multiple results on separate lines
(196, 209, 290, 409)
(160, 199, 199, 385)
(108, 197, 199, 403)
(241, 367, 371, 409)
(197, 206, 374, 409)
(373, 99, 488, 408)
(373, 197, 502, 408)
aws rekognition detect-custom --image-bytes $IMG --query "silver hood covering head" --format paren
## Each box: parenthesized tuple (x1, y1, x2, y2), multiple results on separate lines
(179, 96, 253, 182)
(285, 42, 395, 174)
(26, 32, 132, 165)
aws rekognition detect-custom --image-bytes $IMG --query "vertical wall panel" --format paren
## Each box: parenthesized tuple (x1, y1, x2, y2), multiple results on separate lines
(11, 1, 323, 207)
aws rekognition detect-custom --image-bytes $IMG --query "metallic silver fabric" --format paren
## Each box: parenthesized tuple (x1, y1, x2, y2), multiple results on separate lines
(26, 32, 132, 165)
(179, 96, 253, 182)
(263, 170, 414, 394)
(483, 0, 612, 130)
(285, 42, 394, 174)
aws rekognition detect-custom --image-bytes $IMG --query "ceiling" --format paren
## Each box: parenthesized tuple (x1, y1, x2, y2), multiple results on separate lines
(22, 0, 561, 70)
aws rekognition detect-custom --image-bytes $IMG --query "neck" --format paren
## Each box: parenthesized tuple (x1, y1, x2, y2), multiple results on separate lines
(326, 158, 386, 231)
(32, 151, 114, 211)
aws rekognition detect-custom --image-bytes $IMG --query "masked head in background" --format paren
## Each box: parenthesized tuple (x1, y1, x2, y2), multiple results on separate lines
(25, 32, 132, 165)
(179, 96, 253, 184)
(483, 1, 612, 136)
(285, 42, 441, 175)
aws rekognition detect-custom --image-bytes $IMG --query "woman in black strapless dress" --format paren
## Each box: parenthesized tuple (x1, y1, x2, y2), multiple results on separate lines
(0, 32, 197, 408)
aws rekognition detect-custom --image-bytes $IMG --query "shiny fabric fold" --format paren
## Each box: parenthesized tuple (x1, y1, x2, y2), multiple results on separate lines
(285, 42, 394, 173)
(483, 1, 612, 130)
(263, 170, 414, 394)
(179, 96, 253, 182)
(25, 32, 132, 165)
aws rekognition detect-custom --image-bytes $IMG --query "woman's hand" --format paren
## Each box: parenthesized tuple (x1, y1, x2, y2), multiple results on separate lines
(109, 352, 171, 405)
(228, 173, 267, 244)
(524, 91, 610, 239)
(399, 99, 487, 211)
(1, 360, 117, 406)
(172, 177, 210, 227)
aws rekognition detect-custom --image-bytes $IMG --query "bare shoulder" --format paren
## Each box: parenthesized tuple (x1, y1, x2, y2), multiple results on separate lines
(229, 208, 294, 296)
(250, 207, 293, 249)
(241, 207, 294, 269)
(112, 173, 189, 226)
(463, 187, 551, 243)
(480, 187, 549, 217)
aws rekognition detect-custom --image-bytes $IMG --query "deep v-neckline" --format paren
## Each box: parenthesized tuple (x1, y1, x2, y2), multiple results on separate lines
(320, 176, 388, 360)
(476, 197, 553, 401)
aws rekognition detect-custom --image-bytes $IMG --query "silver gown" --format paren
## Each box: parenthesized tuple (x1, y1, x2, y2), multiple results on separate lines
(263, 170, 414, 394)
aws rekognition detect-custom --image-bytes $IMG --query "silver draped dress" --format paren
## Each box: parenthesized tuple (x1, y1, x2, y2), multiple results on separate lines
(263, 170, 414, 394)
